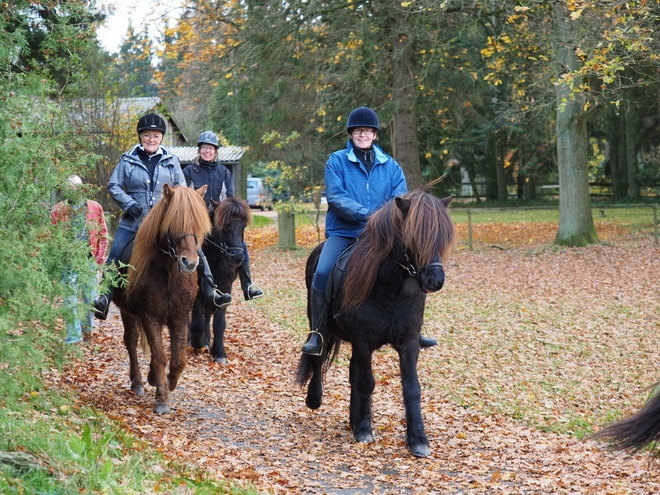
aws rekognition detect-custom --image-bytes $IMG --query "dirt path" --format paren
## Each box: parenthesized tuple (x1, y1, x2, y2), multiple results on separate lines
(65, 299, 658, 495)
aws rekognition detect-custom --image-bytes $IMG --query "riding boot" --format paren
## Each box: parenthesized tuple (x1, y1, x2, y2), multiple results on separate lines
(92, 286, 114, 321)
(197, 249, 232, 311)
(420, 335, 438, 348)
(301, 287, 328, 356)
(239, 261, 264, 300)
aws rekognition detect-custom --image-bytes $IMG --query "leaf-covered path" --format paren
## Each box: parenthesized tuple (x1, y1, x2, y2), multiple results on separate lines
(63, 224, 660, 494)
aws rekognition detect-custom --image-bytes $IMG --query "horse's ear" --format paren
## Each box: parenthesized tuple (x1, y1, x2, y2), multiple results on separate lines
(440, 195, 454, 208)
(163, 183, 173, 199)
(195, 184, 208, 197)
(395, 196, 411, 215)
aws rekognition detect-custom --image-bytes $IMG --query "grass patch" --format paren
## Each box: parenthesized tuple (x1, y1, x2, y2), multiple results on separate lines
(0, 326, 265, 494)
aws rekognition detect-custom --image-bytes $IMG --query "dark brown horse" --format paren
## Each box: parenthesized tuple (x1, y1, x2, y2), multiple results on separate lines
(189, 196, 252, 363)
(296, 186, 457, 457)
(114, 184, 211, 414)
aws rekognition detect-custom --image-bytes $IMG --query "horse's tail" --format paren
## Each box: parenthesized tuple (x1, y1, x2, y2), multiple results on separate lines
(295, 336, 340, 387)
(591, 382, 660, 452)
(137, 321, 151, 358)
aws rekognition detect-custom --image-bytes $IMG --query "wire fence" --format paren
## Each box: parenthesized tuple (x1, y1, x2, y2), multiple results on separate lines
(452, 204, 659, 250)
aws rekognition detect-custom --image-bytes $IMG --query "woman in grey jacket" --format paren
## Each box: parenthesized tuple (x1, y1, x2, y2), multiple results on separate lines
(93, 114, 231, 319)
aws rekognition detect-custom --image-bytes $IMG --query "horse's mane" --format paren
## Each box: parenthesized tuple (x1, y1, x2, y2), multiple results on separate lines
(213, 196, 252, 231)
(127, 186, 211, 296)
(342, 187, 457, 310)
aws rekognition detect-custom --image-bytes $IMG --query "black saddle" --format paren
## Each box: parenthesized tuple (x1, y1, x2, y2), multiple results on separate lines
(325, 240, 358, 303)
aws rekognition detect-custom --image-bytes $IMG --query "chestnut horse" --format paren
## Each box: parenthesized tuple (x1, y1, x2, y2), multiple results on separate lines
(114, 184, 211, 413)
(296, 187, 457, 457)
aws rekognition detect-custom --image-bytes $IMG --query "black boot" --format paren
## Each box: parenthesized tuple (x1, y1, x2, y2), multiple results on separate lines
(420, 335, 438, 348)
(301, 287, 328, 356)
(92, 292, 111, 320)
(239, 261, 263, 300)
(92, 279, 115, 321)
(198, 249, 231, 311)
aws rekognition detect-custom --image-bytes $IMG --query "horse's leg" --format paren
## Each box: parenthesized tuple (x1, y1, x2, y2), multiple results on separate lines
(121, 312, 144, 396)
(188, 296, 208, 350)
(210, 308, 228, 364)
(142, 317, 170, 414)
(349, 345, 375, 443)
(167, 315, 189, 392)
(397, 341, 430, 458)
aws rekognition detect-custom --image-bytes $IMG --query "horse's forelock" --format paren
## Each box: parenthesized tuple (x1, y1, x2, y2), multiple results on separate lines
(162, 187, 211, 240)
(213, 197, 251, 230)
(128, 187, 211, 294)
(403, 191, 456, 266)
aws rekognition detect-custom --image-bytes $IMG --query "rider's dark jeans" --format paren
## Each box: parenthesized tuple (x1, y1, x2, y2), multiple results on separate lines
(311, 235, 355, 291)
(106, 226, 136, 265)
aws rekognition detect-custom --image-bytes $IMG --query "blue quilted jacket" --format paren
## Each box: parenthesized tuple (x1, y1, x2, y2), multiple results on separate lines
(324, 140, 407, 238)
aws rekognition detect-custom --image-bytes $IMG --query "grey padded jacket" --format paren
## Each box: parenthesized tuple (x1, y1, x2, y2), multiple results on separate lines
(107, 144, 186, 232)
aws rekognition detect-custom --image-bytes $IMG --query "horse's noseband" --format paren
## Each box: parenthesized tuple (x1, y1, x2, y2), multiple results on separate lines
(391, 252, 443, 277)
(160, 233, 198, 259)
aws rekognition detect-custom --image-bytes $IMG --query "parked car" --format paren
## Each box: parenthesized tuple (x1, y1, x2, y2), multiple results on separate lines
(246, 177, 274, 211)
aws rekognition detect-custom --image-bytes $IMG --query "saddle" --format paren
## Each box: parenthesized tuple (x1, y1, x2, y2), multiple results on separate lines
(324, 240, 358, 303)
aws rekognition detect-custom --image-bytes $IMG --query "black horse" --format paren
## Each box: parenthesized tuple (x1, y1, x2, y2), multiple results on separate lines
(591, 383, 660, 453)
(189, 197, 252, 363)
(296, 187, 457, 457)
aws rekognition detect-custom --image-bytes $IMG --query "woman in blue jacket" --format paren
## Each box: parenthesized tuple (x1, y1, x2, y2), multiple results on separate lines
(93, 114, 231, 319)
(301, 107, 436, 355)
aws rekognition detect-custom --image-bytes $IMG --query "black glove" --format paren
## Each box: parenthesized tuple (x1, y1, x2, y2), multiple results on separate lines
(125, 203, 143, 219)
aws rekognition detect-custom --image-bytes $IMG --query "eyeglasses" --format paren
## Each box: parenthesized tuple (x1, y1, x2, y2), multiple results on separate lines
(200, 145, 216, 152)
(351, 128, 376, 136)
(141, 133, 162, 141)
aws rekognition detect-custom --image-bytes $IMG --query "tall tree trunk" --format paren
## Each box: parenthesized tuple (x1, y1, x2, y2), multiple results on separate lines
(552, 3, 599, 247)
(607, 105, 627, 199)
(387, 15, 423, 189)
(625, 99, 640, 199)
(485, 130, 498, 200)
(495, 133, 508, 201)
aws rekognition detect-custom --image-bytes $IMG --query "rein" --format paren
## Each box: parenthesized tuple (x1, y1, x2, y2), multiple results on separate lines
(390, 252, 443, 277)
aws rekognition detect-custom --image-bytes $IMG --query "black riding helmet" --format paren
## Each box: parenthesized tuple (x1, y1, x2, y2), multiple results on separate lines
(346, 107, 380, 134)
(137, 113, 167, 134)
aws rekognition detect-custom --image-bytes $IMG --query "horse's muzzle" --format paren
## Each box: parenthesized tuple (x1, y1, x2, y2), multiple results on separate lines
(177, 256, 199, 273)
(419, 263, 445, 293)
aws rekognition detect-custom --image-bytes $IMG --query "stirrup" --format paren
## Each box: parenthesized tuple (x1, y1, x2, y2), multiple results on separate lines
(301, 330, 324, 356)
(245, 283, 264, 300)
(212, 289, 232, 310)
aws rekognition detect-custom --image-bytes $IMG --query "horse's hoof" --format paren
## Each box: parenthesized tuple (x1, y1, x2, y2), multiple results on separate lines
(153, 404, 170, 414)
(131, 385, 145, 396)
(213, 356, 228, 364)
(354, 431, 374, 443)
(305, 395, 322, 410)
(410, 443, 431, 458)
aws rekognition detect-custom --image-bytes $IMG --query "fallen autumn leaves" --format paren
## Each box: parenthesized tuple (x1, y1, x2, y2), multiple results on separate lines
(60, 219, 660, 494)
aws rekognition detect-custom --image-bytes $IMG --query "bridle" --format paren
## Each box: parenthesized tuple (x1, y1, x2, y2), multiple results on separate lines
(204, 236, 244, 258)
(160, 232, 198, 260)
(390, 251, 443, 278)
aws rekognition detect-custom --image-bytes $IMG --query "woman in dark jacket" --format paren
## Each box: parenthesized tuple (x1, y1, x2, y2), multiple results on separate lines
(93, 114, 231, 319)
(301, 107, 436, 355)
(184, 131, 263, 300)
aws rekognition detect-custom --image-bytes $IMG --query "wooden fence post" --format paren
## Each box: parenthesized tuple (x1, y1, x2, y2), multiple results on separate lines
(467, 209, 473, 251)
(654, 206, 658, 245)
(278, 211, 296, 248)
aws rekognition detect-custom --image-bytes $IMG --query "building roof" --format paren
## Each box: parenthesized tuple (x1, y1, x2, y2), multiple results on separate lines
(170, 146, 245, 163)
